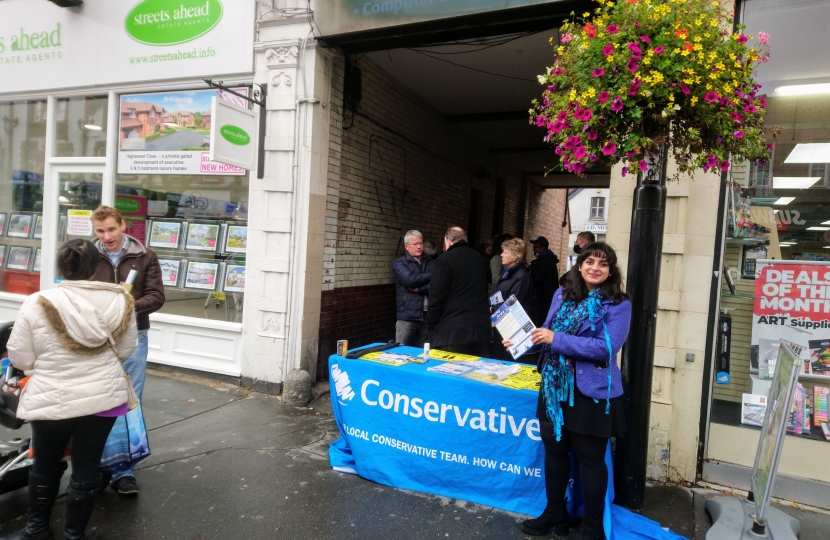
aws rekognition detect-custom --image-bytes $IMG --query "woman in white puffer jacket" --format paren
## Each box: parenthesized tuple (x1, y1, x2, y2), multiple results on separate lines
(4, 239, 137, 540)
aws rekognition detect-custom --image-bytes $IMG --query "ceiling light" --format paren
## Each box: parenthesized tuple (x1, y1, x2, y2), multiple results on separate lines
(806, 226, 830, 231)
(773, 177, 821, 189)
(774, 83, 830, 96)
(83, 124, 102, 130)
(773, 197, 795, 205)
(822, 221, 830, 225)
(784, 143, 830, 164)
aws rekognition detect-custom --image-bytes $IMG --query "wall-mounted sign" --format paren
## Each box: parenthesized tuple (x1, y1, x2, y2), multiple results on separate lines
(0, 0, 254, 95)
(312, 0, 559, 37)
(117, 88, 247, 176)
(584, 223, 608, 234)
(209, 97, 256, 171)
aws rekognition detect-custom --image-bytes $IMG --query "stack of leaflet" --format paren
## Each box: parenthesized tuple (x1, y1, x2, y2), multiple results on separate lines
(427, 360, 520, 384)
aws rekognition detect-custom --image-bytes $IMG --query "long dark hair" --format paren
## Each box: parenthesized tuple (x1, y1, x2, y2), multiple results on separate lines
(57, 239, 100, 281)
(562, 242, 630, 304)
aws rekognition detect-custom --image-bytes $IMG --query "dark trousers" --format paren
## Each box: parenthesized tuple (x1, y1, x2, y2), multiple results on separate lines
(31, 415, 116, 482)
(440, 342, 485, 357)
(540, 419, 609, 521)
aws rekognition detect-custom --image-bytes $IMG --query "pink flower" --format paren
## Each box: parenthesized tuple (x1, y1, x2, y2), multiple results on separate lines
(758, 31, 770, 44)
(745, 104, 758, 113)
(563, 136, 581, 150)
(734, 130, 745, 139)
(626, 59, 639, 73)
(759, 96, 767, 108)
(550, 121, 565, 133)
(736, 34, 748, 44)
(552, 67, 564, 76)
(634, 19, 641, 28)
(587, 131, 598, 141)
(719, 160, 731, 172)
(611, 97, 624, 112)
(602, 44, 615, 57)
(652, 45, 665, 54)
(579, 108, 593, 121)
(729, 112, 744, 123)
(704, 92, 720, 103)
(628, 85, 638, 96)
(639, 35, 650, 43)
(592, 68, 605, 77)
(639, 159, 648, 171)
(627, 42, 641, 53)
(554, 146, 563, 155)
(606, 24, 619, 34)
(535, 116, 547, 127)
(680, 83, 690, 95)
(597, 91, 610, 103)
(622, 167, 629, 176)
(557, 110, 569, 121)
(574, 146, 587, 159)
(601, 142, 617, 156)
(561, 33, 574, 43)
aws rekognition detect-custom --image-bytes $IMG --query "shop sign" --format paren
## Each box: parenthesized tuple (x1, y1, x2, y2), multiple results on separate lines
(125, 0, 223, 46)
(0, 0, 254, 95)
(584, 223, 607, 234)
(209, 97, 256, 170)
(117, 88, 247, 176)
(312, 0, 559, 36)
(751, 260, 830, 380)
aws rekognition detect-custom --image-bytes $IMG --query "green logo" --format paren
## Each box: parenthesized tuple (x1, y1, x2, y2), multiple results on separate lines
(125, 0, 223, 46)
(115, 198, 142, 213)
(220, 125, 250, 146)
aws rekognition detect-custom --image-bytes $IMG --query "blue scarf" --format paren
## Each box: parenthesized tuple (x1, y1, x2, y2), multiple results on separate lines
(541, 289, 607, 441)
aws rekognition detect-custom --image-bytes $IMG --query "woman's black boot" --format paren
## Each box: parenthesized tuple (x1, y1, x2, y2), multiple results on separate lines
(63, 476, 101, 540)
(0, 471, 61, 540)
(521, 500, 570, 536)
(570, 515, 606, 540)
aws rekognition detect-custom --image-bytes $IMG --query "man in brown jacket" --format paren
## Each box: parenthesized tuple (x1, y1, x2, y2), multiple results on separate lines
(91, 205, 165, 495)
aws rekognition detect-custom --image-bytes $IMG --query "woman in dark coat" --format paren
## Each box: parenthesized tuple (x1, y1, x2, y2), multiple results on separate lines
(504, 243, 632, 540)
(491, 238, 538, 361)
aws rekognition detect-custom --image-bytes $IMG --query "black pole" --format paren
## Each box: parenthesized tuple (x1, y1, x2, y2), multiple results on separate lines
(613, 147, 668, 509)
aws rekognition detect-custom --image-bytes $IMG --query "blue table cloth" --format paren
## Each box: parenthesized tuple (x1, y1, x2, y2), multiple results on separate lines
(328, 345, 686, 540)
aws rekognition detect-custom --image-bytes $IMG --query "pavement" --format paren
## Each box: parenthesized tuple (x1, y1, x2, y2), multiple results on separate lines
(1, 369, 827, 539)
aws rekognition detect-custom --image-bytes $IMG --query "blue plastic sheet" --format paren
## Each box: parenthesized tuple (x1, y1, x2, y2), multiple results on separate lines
(99, 404, 151, 474)
(328, 346, 686, 540)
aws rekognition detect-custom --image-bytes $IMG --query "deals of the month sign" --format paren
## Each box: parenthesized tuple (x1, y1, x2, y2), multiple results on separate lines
(752, 260, 830, 379)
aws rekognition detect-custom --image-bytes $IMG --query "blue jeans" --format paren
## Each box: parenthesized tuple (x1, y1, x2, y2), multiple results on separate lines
(111, 330, 148, 482)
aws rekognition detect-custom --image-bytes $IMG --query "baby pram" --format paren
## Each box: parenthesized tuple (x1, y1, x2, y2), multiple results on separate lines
(0, 321, 32, 495)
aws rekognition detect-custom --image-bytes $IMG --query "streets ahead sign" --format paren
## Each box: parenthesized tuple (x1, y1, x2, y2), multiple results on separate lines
(209, 97, 256, 171)
(312, 0, 560, 36)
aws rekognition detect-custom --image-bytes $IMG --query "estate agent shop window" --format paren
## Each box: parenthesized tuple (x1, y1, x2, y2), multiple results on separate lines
(0, 89, 250, 324)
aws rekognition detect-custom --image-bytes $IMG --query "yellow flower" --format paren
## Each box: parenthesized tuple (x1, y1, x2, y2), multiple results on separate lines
(694, 43, 703, 51)
(583, 12, 590, 17)
(691, 96, 698, 106)
(558, 46, 565, 55)
(606, 55, 615, 63)
(673, 48, 681, 54)
(681, 50, 690, 56)
(549, 37, 554, 44)
(694, 36, 702, 42)
(715, 62, 725, 70)
(668, 94, 675, 102)
(705, 83, 712, 89)
(704, 33, 711, 38)
(643, 57, 651, 65)
(713, 1, 719, 5)
(587, 87, 597, 97)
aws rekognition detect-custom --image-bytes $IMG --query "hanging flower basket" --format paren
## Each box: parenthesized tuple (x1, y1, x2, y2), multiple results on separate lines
(530, 0, 772, 178)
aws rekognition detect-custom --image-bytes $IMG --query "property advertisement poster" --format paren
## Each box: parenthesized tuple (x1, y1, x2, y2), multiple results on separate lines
(115, 194, 147, 245)
(117, 88, 247, 176)
(751, 260, 830, 379)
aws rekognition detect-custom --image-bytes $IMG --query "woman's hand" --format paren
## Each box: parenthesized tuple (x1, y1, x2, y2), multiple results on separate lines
(530, 328, 554, 345)
(502, 339, 513, 348)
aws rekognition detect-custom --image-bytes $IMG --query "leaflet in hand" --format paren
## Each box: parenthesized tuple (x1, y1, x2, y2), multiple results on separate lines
(490, 294, 536, 359)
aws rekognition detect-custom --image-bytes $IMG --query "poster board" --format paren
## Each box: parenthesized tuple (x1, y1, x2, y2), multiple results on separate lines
(751, 260, 830, 380)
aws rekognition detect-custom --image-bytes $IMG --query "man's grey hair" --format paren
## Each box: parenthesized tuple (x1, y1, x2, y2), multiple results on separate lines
(445, 226, 467, 245)
(404, 230, 423, 245)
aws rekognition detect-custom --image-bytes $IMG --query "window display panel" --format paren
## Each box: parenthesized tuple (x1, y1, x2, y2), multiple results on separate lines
(715, 90, 830, 442)
(0, 100, 46, 294)
(54, 96, 109, 157)
(115, 173, 248, 323)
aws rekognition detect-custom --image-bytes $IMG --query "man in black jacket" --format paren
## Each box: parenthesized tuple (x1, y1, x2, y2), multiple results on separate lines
(393, 230, 434, 346)
(426, 226, 490, 356)
(529, 236, 560, 324)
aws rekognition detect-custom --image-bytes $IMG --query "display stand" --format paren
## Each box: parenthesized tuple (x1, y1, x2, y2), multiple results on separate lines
(706, 342, 802, 539)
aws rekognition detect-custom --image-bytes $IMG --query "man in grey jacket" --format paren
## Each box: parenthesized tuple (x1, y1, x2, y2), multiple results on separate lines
(393, 230, 434, 346)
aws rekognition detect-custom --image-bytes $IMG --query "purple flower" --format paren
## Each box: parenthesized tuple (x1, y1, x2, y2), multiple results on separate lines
(567, 101, 577, 110)
(745, 104, 758, 113)
(652, 45, 665, 54)
(729, 112, 744, 123)
(589, 153, 598, 163)
(611, 97, 624, 112)
(626, 59, 639, 73)
(736, 34, 748, 44)
(592, 68, 605, 77)
(574, 146, 587, 159)
(639, 35, 650, 43)
(597, 91, 610, 103)
(716, 136, 724, 143)
(734, 130, 745, 139)
(606, 24, 619, 34)
(535, 116, 547, 127)
(598, 116, 607, 126)
(563, 137, 578, 151)
(704, 92, 720, 103)
(719, 97, 730, 107)
(547, 85, 555, 92)
(557, 110, 569, 121)
(552, 67, 564, 76)
(587, 131, 598, 141)
(628, 85, 639, 96)
(601, 142, 617, 156)
(602, 44, 615, 57)
(639, 159, 648, 171)
(680, 83, 690, 95)
(626, 150, 637, 159)
(622, 166, 629, 176)
(554, 146, 563, 155)
(719, 160, 731, 172)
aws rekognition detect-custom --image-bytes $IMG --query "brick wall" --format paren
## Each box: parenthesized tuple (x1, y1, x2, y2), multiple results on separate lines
(525, 183, 571, 276)
(317, 52, 569, 379)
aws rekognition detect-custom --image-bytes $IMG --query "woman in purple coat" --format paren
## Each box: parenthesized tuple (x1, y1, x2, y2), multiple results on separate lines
(505, 243, 631, 540)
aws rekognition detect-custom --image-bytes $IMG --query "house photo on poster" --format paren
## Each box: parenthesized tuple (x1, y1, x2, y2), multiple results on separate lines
(148, 221, 182, 250)
(223, 264, 245, 292)
(6, 247, 32, 270)
(184, 261, 219, 290)
(158, 258, 183, 287)
(186, 223, 220, 251)
(117, 88, 248, 176)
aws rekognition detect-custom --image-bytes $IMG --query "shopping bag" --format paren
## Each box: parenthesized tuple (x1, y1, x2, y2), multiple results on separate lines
(99, 404, 151, 474)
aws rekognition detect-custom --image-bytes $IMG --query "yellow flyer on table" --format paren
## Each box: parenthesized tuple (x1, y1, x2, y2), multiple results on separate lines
(423, 349, 481, 362)
(498, 365, 542, 392)
(359, 352, 409, 366)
